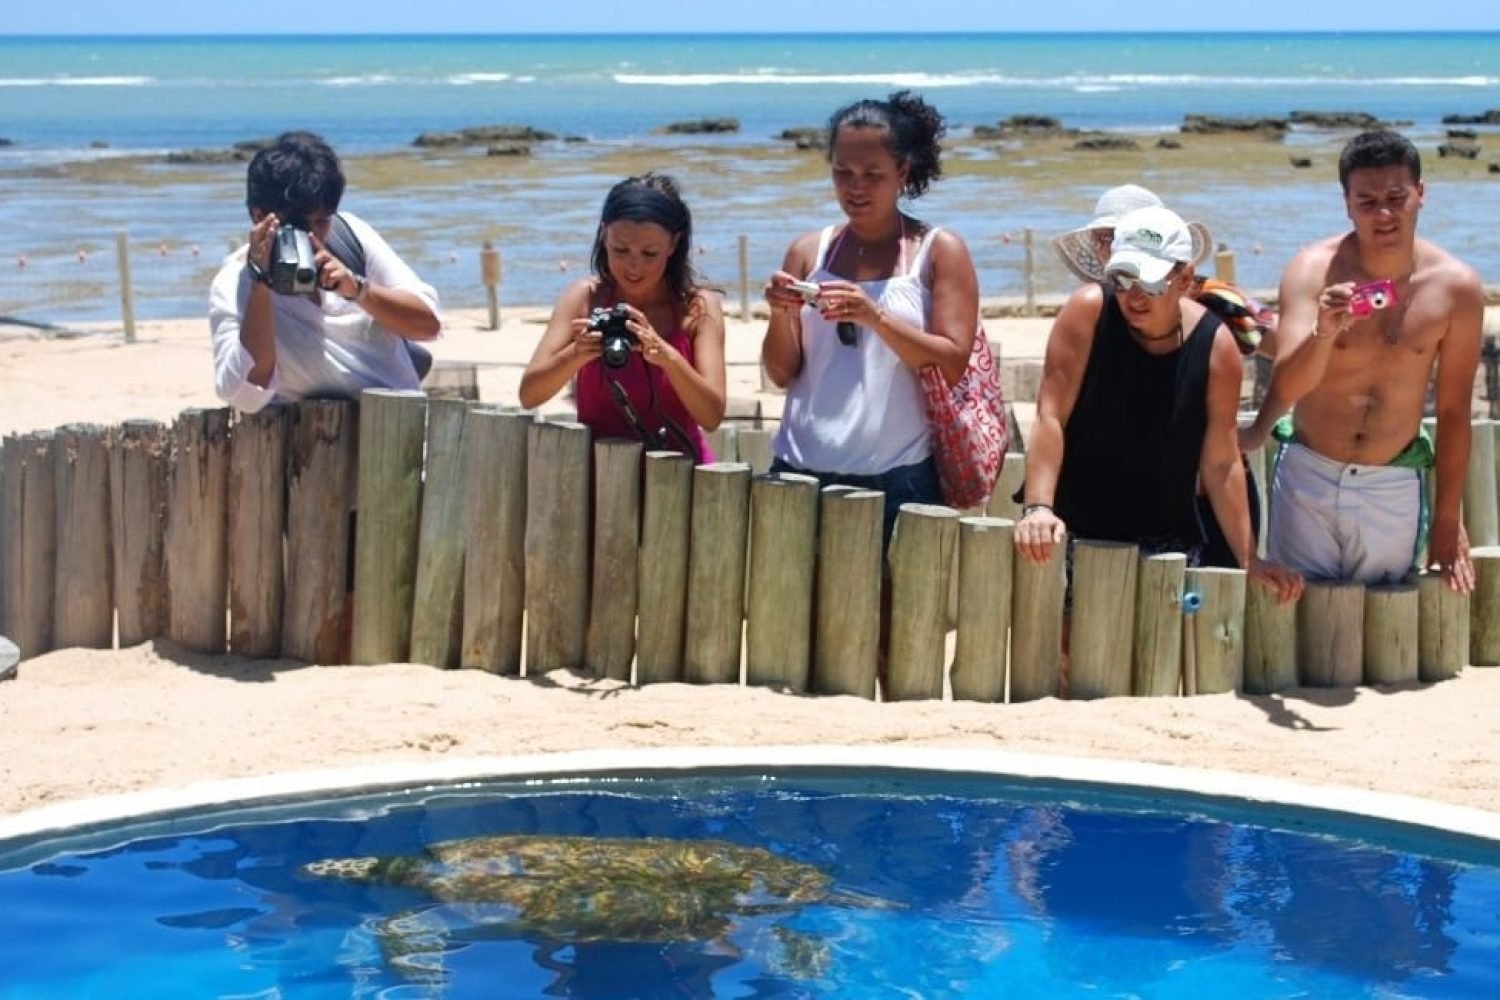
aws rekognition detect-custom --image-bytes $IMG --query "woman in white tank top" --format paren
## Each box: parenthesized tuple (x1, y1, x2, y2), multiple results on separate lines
(761, 91, 982, 544)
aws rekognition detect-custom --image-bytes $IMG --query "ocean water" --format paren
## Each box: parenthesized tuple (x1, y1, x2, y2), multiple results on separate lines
(1, 33, 1498, 323)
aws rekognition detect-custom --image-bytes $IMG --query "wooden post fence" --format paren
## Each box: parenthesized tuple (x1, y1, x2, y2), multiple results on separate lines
(951, 516, 1013, 703)
(745, 471, 819, 691)
(1364, 583, 1418, 685)
(116, 229, 137, 344)
(1470, 546, 1500, 666)
(1185, 567, 1246, 695)
(1298, 581, 1365, 686)
(814, 487, 883, 699)
(460, 409, 530, 674)
(1070, 540, 1138, 699)
(1417, 574, 1468, 682)
(522, 421, 591, 675)
(282, 400, 357, 665)
(886, 504, 960, 701)
(1134, 552, 1186, 697)
(164, 408, 230, 654)
(586, 438, 643, 681)
(1244, 579, 1299, 694)
(1010, 540, 1064, 702)
(53, 424, 113, 650)
(228, 408, 286, 658)
(637, 450, 694, 684)
(409, 398, 470, 669)
(0, 432, 55, 659)
(481, 241, 502, 330)
(684, 463, 752, 684)
(110, 420, 167, 648)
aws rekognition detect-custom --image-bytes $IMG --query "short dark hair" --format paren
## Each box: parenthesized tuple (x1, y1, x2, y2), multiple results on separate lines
(591, 173, 700, 309)
(245, 131, 346, 221)
(1338, 130, 1421, 192)
(826, 90, 947, 199)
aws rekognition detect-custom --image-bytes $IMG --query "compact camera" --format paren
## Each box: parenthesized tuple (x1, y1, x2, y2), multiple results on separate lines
(788, 279, 822, 306)
(589, 304, 635, 369)
(1349, 278, 1397, 318)
(269, 224, 318, 295)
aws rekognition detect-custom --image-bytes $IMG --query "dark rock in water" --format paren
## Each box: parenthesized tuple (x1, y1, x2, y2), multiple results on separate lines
(232, 137, 276, 153)
(1004, 114, 1063, 130)
(1489, 162, 1500, 174)
(1, 636, 18, 683)
(1288, 111, 1382, 129)
(776, 126, 826, 150)
(1448, 128, 1479, 140)
(1438, 140, 1481, 160)
(413, 131, 465, 148)
(1289, 156, 1314, 168)
(563, 135, 587, 143)
(89, 140, 109, 149)
(461, 125, 555, 143)
(164, 148, 249, 165)
(974, 115, 1073, 139)
(1181, 115, 1289, 137)
(1157, 137, 1183, 150)
(1442, 109, 1500, 125)
(1072, 136, 1140, 152)
(659, 118, 740, 135)
(486, 143, 532, 157)
(0, 137, 15, 148)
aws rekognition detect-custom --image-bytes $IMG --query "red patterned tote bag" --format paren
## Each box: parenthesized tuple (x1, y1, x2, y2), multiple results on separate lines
(917, 327, 1009, 509)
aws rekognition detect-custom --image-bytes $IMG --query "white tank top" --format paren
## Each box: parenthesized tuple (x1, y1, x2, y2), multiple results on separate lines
(773, 223, 936, 474)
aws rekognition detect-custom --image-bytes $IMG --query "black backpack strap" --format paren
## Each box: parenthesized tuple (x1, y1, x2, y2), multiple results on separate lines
(325, 212, 367, 277)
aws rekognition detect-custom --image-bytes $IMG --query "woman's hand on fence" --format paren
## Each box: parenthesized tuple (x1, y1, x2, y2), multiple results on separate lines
(1248, 557, 1304, 605)
(1014, 506, 1066, 564)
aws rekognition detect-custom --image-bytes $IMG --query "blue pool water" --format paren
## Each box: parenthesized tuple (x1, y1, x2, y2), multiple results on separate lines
(1, 772, 1498, 997)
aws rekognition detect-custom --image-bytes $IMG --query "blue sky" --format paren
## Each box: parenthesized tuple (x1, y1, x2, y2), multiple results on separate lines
(2, 1, 1497, 34)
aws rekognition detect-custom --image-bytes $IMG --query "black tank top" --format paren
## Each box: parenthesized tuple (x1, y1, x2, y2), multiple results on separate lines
(1054, 292, 1219, 548)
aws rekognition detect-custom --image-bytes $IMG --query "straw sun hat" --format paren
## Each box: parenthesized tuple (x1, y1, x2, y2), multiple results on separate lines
(1050, 184, 1213, 284)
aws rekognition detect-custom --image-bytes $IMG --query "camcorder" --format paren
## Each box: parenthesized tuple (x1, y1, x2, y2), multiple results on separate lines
(1349, 278, 1397, 318)
(269, 223, 319, 296)
(589, 304, 635, 369)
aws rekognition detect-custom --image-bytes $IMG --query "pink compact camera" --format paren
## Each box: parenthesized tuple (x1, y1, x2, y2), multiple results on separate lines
(1349, 278, 1397, 318)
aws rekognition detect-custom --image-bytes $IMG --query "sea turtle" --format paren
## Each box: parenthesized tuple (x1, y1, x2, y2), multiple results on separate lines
(304, 833, 882, 981)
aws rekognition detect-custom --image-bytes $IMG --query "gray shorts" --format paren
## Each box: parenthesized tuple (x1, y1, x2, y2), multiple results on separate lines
(1265, 441, 1422, 585)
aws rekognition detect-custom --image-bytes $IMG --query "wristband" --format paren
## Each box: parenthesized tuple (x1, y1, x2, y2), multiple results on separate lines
(346, 275, 370, 303)
(1021, 503, 1054, 519)
(245, 257, 271, 287)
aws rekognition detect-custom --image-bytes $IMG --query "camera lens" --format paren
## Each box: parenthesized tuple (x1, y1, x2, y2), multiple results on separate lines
(601, 335, 632, 369)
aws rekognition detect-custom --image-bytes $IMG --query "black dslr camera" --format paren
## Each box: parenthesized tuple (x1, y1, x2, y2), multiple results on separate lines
(588, 304, 635, 369)
(269, 224, 318, 295)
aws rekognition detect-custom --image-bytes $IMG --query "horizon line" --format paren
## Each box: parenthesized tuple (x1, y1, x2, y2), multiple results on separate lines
(4, 28, 1500, 39)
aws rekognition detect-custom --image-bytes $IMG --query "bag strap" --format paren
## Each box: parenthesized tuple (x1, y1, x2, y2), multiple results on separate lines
(325, 212, 367, 278)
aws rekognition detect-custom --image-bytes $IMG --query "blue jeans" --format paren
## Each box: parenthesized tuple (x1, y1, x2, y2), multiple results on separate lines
(769, 455, 943, 549)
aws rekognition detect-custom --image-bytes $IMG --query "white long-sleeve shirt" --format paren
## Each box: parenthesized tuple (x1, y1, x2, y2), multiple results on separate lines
(208, 211, 440, 413)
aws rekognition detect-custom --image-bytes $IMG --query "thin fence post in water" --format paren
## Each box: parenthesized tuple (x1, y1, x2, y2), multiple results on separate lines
(227, 407, 286, 658)
(523, 421, 591, 675)
(684, 462, 752, 685)
(52, 423, 113, 650)
(951, 516, 1013, 703)
(0, 432, 56, 660)
(886, 503, 959, 701)
(1069, 540, 1138, 699)
(115, 229, 136, 344)
(586, 438, 643, 682)
(1133, 552, 1186, 697)
(1417, 574, 1468, 682)
(1469, 546, 1500, 666)
(1244, 578, 1299, 694)
(1184, 567, 1246, 695)
(164, 408, 230, 654)
(1464, 419, 1498, 547)
(1010, 540, 1064, 702)
(408, 398, 470, 669)
(813, 487, 883, 699)
(738, 234, 751, 320)
(109, 420, 168, 648)
(460, 409, 529, 674)
(1363, 583, 1419, 685)
(282, 400, 357, 665)
(745, 471, 819, 691)
(637, 450, 693, 685)
(351, 389, 427, 665)
(481, 241, 502, 330)
(1297, 581, 1365, 686)
(1022, 227, 1036, 316)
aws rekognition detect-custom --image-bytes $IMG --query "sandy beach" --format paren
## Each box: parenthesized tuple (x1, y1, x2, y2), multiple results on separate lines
(4, 306, 1500, 822)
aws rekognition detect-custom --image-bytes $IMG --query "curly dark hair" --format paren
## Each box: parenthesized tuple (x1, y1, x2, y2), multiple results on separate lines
(1338, 130, 1421, 192)
(825, 90, 947, 199)
(590, 173, 700, 309)
(245, 131, 346, 222)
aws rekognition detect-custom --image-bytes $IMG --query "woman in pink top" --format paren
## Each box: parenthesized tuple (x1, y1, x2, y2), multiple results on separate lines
(520, 173, 725, 461)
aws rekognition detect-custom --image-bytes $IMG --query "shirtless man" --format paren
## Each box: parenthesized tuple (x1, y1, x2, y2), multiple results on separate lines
(1240, 130, 1483, 593)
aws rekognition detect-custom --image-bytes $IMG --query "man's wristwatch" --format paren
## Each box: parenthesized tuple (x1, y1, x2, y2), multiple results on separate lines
(1021, 503, 1054, 519)
(347, 275, 370, 303)
(245, 257, 271, 287)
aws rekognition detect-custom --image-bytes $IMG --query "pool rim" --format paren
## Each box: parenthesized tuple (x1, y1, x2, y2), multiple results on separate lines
(3, 746, 1498, 866)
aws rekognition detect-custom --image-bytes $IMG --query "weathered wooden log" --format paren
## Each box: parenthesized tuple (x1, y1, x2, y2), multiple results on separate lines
(0, 432, 56, 658)
(585, 438, 643, 681)
(1010, 540, 1065, 702)
(351, 390, 428, 665)
(52, 424, 113, 649)
(164, 408, 231, 653)
(885, 504, 960, 701)
(109, 420, 168, 648)
(227, 407, 286, 658)
(1069, 540, 1138, 699)
(522, 421, 591, 674)
(735, 428, 775, 475)
(637, 450, 694, 684)
(281, 400, 357, 664)
(951, 516, 1013, 703)
(1133, 552, 1186, 696)
(986, 452, 1025, 522)
(813, 487, 883, 699)
(684, 463, 752, 684)
(1464, 419, 1498, 547)
(745, 471, 819, 691)
(1244, 579, 1299, 694)
(1470, 546, 1500, 666)
(1364, 583, 1419, 685)
(1298, 581, 1365, 686)
(408, 398, 469, 669)
(459, 409, 529, 674)
(1418, 573, 1468, 682)
(1185, 567, 1246, 694)
(704, 424, 739, 463)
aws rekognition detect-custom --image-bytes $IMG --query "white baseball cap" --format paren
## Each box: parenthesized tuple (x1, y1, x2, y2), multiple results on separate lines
(1105, 205, 1199, 286)
(1050, 184, 1165, 283)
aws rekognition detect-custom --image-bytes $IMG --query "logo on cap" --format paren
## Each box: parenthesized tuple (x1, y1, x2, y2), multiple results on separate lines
(1131, 227, 1165, 249)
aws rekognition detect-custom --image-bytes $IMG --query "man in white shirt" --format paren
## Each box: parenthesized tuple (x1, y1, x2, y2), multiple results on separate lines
(209, 131, 441, 413)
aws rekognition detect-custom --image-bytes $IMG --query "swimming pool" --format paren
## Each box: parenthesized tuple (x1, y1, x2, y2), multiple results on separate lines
(2, 749, 1497, 997)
